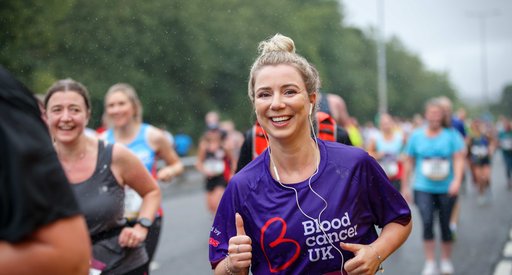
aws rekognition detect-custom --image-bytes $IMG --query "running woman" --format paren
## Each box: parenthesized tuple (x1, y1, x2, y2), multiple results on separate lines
(367, 113, 405, 191)
(467, 119, 495, 205)
(45, 79, 161, 274)
(103, 83, 184, 271)
(209, 34, 411, 275)
(402, 98, 465, 275)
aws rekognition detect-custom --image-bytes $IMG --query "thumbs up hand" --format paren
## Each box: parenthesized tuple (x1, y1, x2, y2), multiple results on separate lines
(226, 213, 252, 274)
(340, 242, 382, 275)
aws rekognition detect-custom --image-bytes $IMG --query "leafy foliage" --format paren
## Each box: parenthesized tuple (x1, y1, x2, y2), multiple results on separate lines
(1, 0, 458, 139)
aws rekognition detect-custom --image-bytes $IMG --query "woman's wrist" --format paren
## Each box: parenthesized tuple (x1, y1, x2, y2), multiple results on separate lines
(368, 244, 384, 273)
(224, 256, 240, 275)
(133, 224, 149, 239)
(166, 166, 176, 177)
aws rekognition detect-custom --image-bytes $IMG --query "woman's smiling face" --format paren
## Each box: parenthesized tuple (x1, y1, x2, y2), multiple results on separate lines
(45, 90, 90, 143)
(253, 64, 315, 142)
(104, 91, 136, 128)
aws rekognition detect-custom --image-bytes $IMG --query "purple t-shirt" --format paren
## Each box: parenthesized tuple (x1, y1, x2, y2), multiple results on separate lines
(209, 139, 411, 274)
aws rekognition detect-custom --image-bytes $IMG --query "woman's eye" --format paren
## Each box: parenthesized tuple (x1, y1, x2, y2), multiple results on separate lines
(256, 92, 271, 98)
(284, 89, 299, 95)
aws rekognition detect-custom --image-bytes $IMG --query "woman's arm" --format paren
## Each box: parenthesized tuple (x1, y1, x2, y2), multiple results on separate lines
(149, 127, 184, 182)
(366, 138, 380, 160)
(195, 139, 209, 176)
(488, 133, 498, 156)
(400, 155, 414, 203)
(448, 150, 465, 196)
(111, 144, 161, 247)
(341, 220, 412, 275)
(0, 215, 91, 275)
(369, 221, 412, 262)
(226, 148, 237, 180)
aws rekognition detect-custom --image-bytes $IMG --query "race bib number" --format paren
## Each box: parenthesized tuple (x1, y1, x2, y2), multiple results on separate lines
(501, 138, 512, 150)
(124, 186, 142, 220)
(203, 159, 225, 176)
(421, 158, 450, 181)
(379, 160, 399, 178)
(471, 144, 489, 158)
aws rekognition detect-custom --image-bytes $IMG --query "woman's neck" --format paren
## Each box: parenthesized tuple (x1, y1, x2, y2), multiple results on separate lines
(269, 137, 319, 183)
(382, 129, 394, 140)
(426, 124, 442, 137)
(114, 120, 140, 143)
(55, 135, 89, 161)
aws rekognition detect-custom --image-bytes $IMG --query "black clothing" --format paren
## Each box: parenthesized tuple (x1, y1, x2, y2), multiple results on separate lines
(318, 92, 331, 115)
(203, 149, 228, 191)
(236, 129, 255, 173)
(0, 66, 80, 243)
(236, 125, 352, 173)
(336, 127, 352, 146)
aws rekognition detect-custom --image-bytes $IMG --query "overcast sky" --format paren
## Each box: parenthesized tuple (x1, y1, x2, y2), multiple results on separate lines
(342, 0, 512, 104)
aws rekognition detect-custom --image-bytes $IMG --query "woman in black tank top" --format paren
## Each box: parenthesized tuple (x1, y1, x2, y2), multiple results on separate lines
(44, 79, 161, 274)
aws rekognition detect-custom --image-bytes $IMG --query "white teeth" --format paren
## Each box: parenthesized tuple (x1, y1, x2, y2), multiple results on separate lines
(58, 125, 74, 130)
(272, 116, 290, 122)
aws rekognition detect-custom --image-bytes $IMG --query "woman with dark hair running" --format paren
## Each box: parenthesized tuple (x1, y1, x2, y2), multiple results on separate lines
(45, 79, 161, 274)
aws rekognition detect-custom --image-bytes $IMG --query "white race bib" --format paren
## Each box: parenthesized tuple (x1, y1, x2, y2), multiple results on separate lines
(501, 138, 512, 150)
(124, 186, 142, 219)
(471, 144, 489, 157)
(421, 158, 450, 181)
(203, 159, 225, 176)
(379, 160, 399, 178)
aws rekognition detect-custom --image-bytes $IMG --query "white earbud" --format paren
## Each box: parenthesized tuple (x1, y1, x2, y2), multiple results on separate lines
(309, 104, 313, 116)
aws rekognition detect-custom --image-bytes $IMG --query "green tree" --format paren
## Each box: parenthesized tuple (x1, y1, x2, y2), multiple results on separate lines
(495, 84, 512, 117)
(1, 0, 466, 139)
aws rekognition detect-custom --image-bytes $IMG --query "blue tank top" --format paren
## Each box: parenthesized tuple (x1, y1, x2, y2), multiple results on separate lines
(105, 123, 156, 175)
(375, 131, 403, 156)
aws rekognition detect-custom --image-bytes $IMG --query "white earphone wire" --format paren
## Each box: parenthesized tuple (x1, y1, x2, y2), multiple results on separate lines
(264, 112, 345, 272)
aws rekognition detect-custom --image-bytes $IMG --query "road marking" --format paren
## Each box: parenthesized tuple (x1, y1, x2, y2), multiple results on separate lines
(493, 260, 512, 275)
(505, 241, 512, 258)
(150, 261, 160, 271)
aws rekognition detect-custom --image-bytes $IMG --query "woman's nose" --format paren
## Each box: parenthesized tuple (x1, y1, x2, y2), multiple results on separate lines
(61, 110, 72, 121)
(270, 93, 285, 110)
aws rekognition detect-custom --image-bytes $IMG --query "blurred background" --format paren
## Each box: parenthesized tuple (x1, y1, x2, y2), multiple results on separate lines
(2, 0, 510, 141)
(3, 1, 512, 274)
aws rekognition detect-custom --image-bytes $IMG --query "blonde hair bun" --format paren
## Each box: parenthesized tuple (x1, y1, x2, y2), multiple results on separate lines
(258, 33, 295, 55)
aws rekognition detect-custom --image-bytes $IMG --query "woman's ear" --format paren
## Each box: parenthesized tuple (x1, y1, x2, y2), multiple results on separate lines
(309, 92, 317, 112)
(85, 110, 92, 125)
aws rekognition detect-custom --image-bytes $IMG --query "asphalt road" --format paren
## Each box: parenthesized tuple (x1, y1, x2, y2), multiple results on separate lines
(151, 153, 512, 275)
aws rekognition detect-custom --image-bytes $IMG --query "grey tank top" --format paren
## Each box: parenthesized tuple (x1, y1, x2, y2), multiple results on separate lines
(72, 141, 125, 234)
(71, 141, 147, 274)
